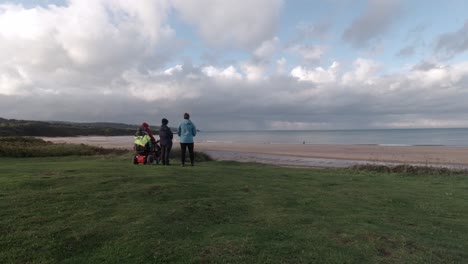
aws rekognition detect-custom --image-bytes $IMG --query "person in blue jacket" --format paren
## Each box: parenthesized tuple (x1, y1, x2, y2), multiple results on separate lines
(177, 112, 197, 166)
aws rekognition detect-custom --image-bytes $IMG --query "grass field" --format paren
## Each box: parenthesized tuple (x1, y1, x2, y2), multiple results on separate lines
(1, 155, 467, 263)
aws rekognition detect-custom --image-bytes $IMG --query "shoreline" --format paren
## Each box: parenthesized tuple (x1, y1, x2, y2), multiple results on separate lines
(40, 136, 468, 168)
(197, 142, 468, 167)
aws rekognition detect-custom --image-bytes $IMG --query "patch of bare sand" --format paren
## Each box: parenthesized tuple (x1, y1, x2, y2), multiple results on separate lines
(42, 137, 468, 167)
(197, 142, 468, 166)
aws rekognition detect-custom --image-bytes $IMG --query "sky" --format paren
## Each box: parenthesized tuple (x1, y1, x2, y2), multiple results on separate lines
(0, 0, 467, 130)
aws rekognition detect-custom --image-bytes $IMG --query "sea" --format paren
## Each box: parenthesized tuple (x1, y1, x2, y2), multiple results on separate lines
(195, 128, 468, 147)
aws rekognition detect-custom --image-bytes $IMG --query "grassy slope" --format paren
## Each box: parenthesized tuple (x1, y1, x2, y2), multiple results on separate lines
(0, 156, 467, 263)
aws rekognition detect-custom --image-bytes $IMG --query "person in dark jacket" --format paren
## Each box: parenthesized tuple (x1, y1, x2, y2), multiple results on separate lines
(177, 112, 197, 166)
(159, 118, 173, 165)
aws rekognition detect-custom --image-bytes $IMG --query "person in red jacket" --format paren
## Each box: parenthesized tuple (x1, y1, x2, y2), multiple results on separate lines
(141, 122, 156, 144)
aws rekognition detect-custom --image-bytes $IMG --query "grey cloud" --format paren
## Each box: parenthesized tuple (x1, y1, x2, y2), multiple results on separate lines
(411, 60, 439, 71)
(397, 46, 415, 57)
(295, 22, 331, 42)
(435, 20, 468, 59)
(171, 0, 283, 49)
(397, 24, 427, 58)
(3, 61, 468, 130)
(342, 0, 402, 48)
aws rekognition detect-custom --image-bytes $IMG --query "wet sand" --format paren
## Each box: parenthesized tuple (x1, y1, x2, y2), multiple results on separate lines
(42, 136, 468, 168)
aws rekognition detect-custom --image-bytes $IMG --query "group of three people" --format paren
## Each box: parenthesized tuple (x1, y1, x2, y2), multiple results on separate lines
(138, 112, 197, 166)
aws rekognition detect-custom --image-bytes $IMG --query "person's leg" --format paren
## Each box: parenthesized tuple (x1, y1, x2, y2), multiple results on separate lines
(180, 143, 187, 166)
(166, 143, 172, 165)
(188, 143, 194, 166)
(160, 145, 167, 165)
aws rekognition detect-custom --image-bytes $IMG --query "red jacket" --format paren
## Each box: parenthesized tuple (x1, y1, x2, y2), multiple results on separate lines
(141, 122, 156, 143)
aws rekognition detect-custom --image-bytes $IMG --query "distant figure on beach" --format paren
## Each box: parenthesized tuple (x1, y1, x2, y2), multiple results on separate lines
(159, 118, 173, 165)
(177, 113, 197, 167)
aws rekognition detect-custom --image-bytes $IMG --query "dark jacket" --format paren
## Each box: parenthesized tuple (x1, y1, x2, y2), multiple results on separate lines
(159, 124, 173, 146)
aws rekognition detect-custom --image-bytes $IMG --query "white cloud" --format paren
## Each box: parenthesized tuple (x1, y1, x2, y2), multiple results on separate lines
(254, 37, 280, 60)
(241, 63, 266, 81)
(290, 61, 340, 83)
(342, 58, 382, 84)
(201, 65, 242, 80)
(407, 62, 468, 88)
(163, 65, 183, 75)
(0, 0, 175, 96)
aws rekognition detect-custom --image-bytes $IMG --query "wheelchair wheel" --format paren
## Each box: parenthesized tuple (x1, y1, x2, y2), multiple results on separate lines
(147, 155, 155, 165)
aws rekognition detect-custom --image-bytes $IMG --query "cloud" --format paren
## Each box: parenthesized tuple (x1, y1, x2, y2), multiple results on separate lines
(288, 44, 326, 63)
(241, 63, 266, 81)
(397, 46, 415, 58)
(276, 57, 287, 74)
(253, 37, 280, 61)
(342, 0, 402, 48)
(2, 1, 468, 130)
(0, 0, 176, 96)
(201, 65, 242, 80)
(170, 0, 283, 49)
(342, 58, 382, 84)
(4, 56, 468, 130)
(294, 21, 331, 42)
(290, 61, 340, 83)
(435, 20, 468, 59)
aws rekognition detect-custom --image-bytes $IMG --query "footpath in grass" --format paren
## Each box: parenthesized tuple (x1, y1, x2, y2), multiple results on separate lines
(1, 155, 467, 263)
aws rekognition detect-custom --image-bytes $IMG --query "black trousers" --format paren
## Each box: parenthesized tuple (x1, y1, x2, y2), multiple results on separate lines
(160, 143, 172, 165)
(180, 143, 194, 165)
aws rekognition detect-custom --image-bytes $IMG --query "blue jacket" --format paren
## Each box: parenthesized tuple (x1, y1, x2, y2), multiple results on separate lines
(177, 119, 197, 143)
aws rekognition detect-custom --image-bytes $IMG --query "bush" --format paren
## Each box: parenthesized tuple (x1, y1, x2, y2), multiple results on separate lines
(351, 164, 467, 175)
(0, 137, 128, 157)
(169, 148, 212, 162)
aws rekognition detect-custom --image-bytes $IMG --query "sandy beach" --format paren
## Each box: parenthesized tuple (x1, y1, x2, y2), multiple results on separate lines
(42, 136, 468, 168)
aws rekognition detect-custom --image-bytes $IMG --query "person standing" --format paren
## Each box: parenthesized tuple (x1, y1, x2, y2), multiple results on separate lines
(177, 112, 197, 166)
(158, 118, 173, 165)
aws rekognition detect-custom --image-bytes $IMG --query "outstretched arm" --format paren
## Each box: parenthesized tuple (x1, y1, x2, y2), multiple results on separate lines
(192, 123, 197, 137)
(169, 127, 173, 139)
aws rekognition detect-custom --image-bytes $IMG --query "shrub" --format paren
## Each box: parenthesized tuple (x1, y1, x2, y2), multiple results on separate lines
(0, 137, 128, 157)
(351, 164, 467, 175)
(169, 148, 213, 162)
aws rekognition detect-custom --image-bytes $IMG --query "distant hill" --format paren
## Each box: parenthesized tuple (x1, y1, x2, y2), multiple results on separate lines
(0, 118, 153, 137)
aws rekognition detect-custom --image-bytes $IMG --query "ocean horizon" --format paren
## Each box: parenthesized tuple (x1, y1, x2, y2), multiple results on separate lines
(195, 128, 468, 147)
(65, 128, 468, 147)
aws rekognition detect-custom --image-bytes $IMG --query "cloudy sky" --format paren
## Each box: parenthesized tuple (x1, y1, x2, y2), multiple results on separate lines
(0, 0, 467, 130)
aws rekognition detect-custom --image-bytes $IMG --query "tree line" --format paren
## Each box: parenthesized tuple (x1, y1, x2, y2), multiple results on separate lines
(0, 117, 140, 137)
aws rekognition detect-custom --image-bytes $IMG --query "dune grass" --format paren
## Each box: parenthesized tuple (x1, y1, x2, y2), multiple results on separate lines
(0, 137, 212, 164)
(1, 155, 467, 263)
(0, 137, 127, 157)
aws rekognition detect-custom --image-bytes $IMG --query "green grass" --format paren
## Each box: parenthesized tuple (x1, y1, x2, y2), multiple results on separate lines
(1, 156, 468, 263)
